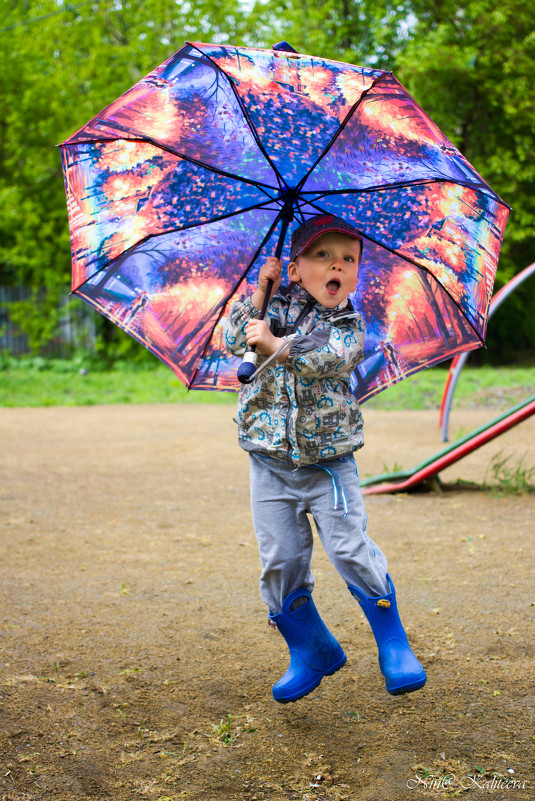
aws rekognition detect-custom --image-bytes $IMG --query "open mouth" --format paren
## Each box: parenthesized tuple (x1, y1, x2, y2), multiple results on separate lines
(326, 279, 341, 294)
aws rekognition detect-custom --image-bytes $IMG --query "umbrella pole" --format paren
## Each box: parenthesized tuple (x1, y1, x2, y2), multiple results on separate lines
(237, 212, 293, 384)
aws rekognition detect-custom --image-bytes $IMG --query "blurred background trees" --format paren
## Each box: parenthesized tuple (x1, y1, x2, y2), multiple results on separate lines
(1, 0, 533, 363)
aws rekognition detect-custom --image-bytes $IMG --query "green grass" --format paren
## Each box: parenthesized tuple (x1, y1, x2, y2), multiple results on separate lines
(364, 365, 535, 411)
(0, 358, 236, 407)
(0, 357, 533, 410)
(484, 450, 535, 495)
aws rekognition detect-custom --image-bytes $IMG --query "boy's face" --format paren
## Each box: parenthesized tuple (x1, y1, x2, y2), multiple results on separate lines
(288, 232, 361, 308)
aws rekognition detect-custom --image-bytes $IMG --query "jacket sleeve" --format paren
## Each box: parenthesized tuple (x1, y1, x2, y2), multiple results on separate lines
(224, 297, 261, 357)
(284, 315, 365, 379)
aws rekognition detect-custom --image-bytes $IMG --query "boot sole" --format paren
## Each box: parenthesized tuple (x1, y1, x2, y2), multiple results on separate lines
(386, 674, 427, 695)
(273, 653, 347, 704)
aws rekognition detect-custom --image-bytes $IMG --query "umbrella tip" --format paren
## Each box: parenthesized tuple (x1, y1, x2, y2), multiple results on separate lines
(272, 41, 298, 53)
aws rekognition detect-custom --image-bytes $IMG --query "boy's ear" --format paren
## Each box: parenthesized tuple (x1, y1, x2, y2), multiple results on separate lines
(288, 260, 301, 284)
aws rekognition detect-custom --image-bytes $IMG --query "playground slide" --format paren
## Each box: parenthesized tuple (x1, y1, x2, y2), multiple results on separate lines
(440, 262, 535, 442)
(361, 393, 535, 495)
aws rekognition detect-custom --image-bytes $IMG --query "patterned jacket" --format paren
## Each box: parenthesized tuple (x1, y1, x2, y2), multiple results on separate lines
(224, 284, 366, 467)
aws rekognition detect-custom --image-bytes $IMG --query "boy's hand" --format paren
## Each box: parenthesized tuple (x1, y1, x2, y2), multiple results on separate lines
(251, 257, 282, 310)
(245, 319, 288, 361)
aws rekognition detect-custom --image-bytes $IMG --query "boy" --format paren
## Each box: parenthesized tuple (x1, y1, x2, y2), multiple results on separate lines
(224, 214, 426, 703)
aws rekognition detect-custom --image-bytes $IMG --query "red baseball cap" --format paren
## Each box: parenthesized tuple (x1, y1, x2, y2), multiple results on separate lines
(289, 214, 363, 262)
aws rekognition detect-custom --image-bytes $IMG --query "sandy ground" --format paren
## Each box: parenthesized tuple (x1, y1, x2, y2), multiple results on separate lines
(0, 403, 534, 801)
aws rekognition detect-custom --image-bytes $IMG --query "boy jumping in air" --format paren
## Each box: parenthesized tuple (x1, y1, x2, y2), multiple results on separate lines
(224, 214, 426, 703)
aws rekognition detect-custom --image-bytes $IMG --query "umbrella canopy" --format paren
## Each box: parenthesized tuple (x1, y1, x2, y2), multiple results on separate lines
(59, 41, 509, 400)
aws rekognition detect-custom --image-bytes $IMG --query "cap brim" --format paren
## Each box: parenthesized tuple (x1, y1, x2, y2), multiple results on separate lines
(292, 227, 363, 261)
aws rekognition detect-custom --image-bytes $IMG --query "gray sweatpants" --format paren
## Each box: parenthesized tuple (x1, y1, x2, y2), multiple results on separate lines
(249, 452, 390, 613)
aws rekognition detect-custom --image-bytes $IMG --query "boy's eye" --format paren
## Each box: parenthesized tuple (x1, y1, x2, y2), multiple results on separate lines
(344, 255, 354, 262)
(316, 249, 328, 257)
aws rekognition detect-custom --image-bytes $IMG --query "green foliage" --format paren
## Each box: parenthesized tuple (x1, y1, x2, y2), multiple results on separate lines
(0, 358, 532, 409)
(248, 0, 413, 67)
(0, 0, 252, 353)
(395, 0, 535, 361)
(1, 0, 534, 361)
(484, 450, 535, 495)
(212, 714, 235, 745)
(7, 290, 63, 354)
(364, 365, 535, 410)
(0, 356, 238, 406)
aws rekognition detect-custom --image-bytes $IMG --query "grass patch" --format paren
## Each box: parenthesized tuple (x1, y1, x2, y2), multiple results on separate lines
(0, 357, 533, 410)
(484, 450, 535, 495)
(364, 366, 535, 411)
(0, 360, 236, 408)
(212, 714, 235, 745)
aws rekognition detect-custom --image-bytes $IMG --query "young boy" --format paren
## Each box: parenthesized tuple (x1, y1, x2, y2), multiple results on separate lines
(224, 214, 426, 703)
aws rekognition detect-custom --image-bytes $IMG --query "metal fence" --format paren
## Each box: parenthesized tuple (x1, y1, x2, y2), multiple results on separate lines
(0, 287, 96, 357)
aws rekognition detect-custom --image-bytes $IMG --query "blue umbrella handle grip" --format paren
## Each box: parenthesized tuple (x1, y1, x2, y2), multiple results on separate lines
(237, 351, 258, 384)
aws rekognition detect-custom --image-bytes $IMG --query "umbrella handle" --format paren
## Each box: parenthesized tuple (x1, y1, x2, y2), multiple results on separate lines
(236, 278, 274, 383)
(237, 208, 293, 384)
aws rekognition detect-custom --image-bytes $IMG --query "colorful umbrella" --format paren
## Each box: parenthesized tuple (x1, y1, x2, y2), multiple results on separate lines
(59, 41, 509, 400)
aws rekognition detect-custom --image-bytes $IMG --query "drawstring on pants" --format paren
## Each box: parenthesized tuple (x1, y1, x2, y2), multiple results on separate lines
(311, 464, 349, 516)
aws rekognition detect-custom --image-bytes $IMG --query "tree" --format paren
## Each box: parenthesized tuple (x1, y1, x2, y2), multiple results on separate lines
(259, 0, 535, 361)
(395, 0, 535, 361)
(1, 0, 534, 362)
(0, 0, 254, 354)
(248, 0, 414, 67)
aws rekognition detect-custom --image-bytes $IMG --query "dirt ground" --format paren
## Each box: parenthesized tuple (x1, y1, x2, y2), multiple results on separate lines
(1, 402, 534, 801)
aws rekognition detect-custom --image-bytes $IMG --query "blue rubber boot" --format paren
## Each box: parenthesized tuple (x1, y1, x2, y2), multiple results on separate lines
(348, 575, 426, 695)
(269, 589, 347, 703)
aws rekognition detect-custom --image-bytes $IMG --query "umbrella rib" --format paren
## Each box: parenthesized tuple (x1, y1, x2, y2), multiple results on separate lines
(304, 180, 504, 284)
(71, 200, 285, 296)
(294, 71, 509, 212)
(292, 195, 309, 225)
(305, 196, 485, 346)
(59, 136, 281, 196)
(294, 72, 389, 194)
(306, 180, 502, 286)
(188, 42, 287, 193)
(187, 212, 286, 389)
(300, 176, 507, 201)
